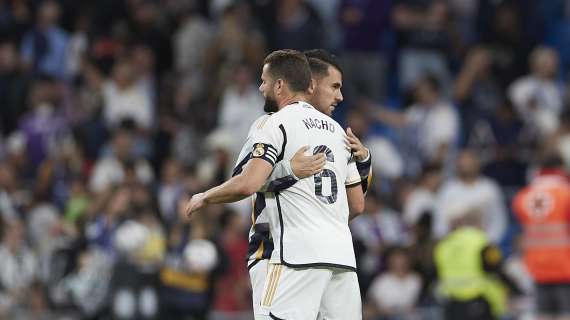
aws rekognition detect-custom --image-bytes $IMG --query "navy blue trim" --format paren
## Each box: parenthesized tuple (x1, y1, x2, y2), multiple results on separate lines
(253, 192, 266, 223)
(247, 259, 262, 270)
(276, 192, 285, 264)
(265, 175, 298, 192)
(232, 154, 252, 176)
(360, 176, 369, 194)
(276, 124, 287, 163)
(346, 181, 362, 188)
(356, 156, 372, 178)
(275, 193, 357, 273)
(270, 312, 286, 320)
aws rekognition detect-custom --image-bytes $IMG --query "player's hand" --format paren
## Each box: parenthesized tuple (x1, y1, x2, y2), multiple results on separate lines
(346, 127, 369, 162)
(185, 193, 206, 218)
(291, 145, 326, 178)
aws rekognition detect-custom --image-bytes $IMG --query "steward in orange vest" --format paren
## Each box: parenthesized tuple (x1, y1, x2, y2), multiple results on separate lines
(513, 156, 570, 318)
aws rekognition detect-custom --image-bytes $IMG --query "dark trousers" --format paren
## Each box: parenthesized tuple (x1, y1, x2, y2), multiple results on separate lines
(445, 297, 495, 320)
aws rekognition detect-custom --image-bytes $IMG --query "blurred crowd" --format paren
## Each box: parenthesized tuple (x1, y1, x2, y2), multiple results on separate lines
(0, 0, 568, 319)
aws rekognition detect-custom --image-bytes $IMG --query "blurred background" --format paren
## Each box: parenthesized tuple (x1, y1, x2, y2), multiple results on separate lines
(0, 0, 568, 319)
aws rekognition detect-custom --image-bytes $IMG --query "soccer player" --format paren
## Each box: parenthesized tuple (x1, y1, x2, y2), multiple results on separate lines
(186, 49, 365, 319)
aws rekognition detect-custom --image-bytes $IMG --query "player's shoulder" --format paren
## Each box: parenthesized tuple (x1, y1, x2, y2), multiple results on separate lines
(247, 114, 274, 135)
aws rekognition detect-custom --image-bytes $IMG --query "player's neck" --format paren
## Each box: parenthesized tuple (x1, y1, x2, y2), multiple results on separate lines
(278, 92, 310, 109)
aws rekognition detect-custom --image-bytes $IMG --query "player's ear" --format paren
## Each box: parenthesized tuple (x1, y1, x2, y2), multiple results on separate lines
(307, 78, 316, 95)
(275, 79, 284, 93)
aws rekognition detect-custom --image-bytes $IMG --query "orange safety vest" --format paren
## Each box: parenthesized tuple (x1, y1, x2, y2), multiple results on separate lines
(513, 173, 570, 283)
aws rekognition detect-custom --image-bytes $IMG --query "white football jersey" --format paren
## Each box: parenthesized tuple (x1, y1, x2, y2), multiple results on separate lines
(248, 101, 361, 270)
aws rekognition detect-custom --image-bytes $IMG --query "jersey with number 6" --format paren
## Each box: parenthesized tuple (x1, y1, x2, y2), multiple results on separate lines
(249, 101, 361, 270)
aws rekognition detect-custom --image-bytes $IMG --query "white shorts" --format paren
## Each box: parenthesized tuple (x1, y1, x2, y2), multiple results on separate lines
(249, 260, 270, 316)
(258, 263, 362, 320)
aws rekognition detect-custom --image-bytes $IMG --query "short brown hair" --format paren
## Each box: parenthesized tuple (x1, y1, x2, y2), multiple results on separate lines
(304, 49, 343, 78)
(263, 49, 311, 93)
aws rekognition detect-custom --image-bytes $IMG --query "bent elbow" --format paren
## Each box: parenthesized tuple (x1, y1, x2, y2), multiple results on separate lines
(236, 178, 258, 197)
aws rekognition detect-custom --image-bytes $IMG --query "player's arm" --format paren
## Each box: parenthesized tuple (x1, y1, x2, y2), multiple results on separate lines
(347, 183, 365, 222)
(185, 158, 273, 217)
(186, 116, 285, 217)
(264, 146, 326, 192)
(346, 161, 366, 221)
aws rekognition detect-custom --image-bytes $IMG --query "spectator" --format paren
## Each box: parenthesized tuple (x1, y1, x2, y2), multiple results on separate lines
(453, 46, 503, 146)
(369, 75, 459, 176)
(338, 0, 391, 101)
(392, 0, 453, 92)
(89, 127, 154, 193)
(0, 41, 31, 136)
(402, 163, 442, 228)
(0, 220, 38, 317)
(20, 0, 69, 80)
(65, 15, 89, 80)
(509, 46, 564, 137)
(554, 109, 570, 170)
(364, 247, 422, 320)
(435, 149, 508, 244)
(159, 217, 221, 320)
(18, 79, 68, 169)
(0, 163, 20, 222)
(110, 205, 165, 320)
(215, 63, 264, 156)
(351, 194, 409, 292)
(477, 1, 534, 89)
(158, 158, 186, 228)
(211, 211, 251, 320)
(73, 60, 107, 161)
(85, 186, 131, 256)
(102, 60, 154, 131)
(205, 2, 265, 104)
(172, 2, 213, 102)
(274, 0, 325, 51)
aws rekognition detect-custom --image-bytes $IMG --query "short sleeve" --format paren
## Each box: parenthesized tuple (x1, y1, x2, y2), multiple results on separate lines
(345, 161, 361, 187)
(249, 115, 285, 167)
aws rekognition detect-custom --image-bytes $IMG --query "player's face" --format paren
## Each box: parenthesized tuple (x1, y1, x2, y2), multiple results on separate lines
(259, 64, 279, 113)
(311, 66, 343, 116)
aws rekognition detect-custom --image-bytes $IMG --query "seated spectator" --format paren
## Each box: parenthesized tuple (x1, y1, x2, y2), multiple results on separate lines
(402, 163, 442, 228)
(102, 60, 153, 131)
(18, 79, 68, 169)
(159, 216, 222, 320)
(364, 247, 422, 320)
(89, 126, 153, 193)
(351, 194, 409, 292)
(0, 219, 38, 317)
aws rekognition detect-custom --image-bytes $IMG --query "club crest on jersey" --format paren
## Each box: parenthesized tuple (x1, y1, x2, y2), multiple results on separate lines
(253, 144, 266, 157)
